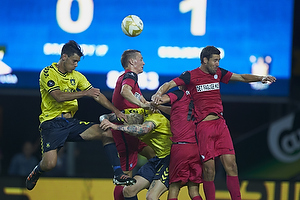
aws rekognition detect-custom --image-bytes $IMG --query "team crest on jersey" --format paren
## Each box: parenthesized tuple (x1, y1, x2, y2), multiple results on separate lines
(214, 74, 218, 79)
(196, 82, 219, 92)
(47, 80, 55, 87)
(70, 79, 75, 85)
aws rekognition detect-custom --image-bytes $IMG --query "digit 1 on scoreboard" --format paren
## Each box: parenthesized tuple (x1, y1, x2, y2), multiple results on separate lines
(179, 0, 207, 36)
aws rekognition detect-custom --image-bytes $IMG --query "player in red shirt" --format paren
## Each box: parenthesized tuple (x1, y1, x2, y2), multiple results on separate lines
(112, 50, 156, 200)
(151, 46, 276, 200)
(157, 87, 203, 200)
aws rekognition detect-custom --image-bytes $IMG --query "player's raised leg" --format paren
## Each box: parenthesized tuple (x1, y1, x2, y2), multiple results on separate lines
(80, 124, 136, 186)
(26, 149, 57, 190)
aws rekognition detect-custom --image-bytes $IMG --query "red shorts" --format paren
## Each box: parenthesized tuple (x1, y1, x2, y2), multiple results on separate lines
(112, 129, 147, 171)
(196, 118, 235, 162)
(169, 143, 202, 185)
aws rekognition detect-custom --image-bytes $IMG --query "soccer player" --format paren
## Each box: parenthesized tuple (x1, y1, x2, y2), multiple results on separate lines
(112, 50, 156, 199)
(25, 40, 136, 190)
(151, 46, 276, 200)
(100, 108, 172, 200)
(156, 87, 203, 200)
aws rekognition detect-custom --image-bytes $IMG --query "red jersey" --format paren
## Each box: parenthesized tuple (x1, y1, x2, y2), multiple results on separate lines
(167, 90, 197, 143)
(112, 70, 142, 110)
(173, 67, 232, 122)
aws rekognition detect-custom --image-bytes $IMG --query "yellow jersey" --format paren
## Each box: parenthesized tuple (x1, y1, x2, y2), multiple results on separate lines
(124, 108, 172, 158)
(39, 62, 92, 123)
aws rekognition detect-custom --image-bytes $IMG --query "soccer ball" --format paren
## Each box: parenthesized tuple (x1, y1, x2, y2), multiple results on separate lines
(121, 15, 143, 37)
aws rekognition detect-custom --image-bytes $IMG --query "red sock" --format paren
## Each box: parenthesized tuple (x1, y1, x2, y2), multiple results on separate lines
(114, 185, 124, 200)
(226, 175, 241, 200)
(192, 196, 203, 200)
(203, 181, 215, 200)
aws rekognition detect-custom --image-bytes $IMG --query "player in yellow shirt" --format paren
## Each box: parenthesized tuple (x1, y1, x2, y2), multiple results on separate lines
(100, 108, 172, 200)
(26, 40, 136, 190)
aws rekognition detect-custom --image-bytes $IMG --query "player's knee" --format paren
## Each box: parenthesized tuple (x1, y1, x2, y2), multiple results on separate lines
(123, 186, 137, 197)
(203, 166, 215, 176)
(224, 162, 238, 175)
(101, 130, 114, 145)
(101, 128, 113, 138)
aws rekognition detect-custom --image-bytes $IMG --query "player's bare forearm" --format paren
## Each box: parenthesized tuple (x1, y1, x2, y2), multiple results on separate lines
(100, 119, 155, 135)
(238, 74, 263, 82)
(152, 80, 177, 104)
(116, 125, 147, 136)
(157, 105, 171, 115)
(121, 84, 144, 107)
(116, 122, 155, 137)
(150, 95, 171, 115)
(231, 73, 276, 83)
(94, 94, 126, 122)
(140, 96, 148, 104)
(95, 93, 119, 113)
(50, 89, 87, 102)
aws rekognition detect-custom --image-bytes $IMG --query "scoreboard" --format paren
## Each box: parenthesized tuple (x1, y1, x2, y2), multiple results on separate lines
(0, 0, 294, 96)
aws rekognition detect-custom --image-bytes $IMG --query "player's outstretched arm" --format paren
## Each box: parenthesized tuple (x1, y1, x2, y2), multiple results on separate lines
(151, 80, 177, 104)
(94, 93, 127, 122)
(50, 87, 100, 102)
(99, 113, 125, 124)
(100, 120, 155, 137)
(230, 73, 276, 84)
(156, 105, 171, 115)
(150, 94, 171, 115)
(121, 84, 149, 109)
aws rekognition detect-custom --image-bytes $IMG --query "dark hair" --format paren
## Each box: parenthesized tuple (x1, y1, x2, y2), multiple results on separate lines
(200, 46, 220, 64)
(61, 40, 84, 58)
(121, 49, 141, 69)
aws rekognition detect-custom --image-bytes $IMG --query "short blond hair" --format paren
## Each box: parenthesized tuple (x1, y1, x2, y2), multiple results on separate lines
(125, 113, 144, 125)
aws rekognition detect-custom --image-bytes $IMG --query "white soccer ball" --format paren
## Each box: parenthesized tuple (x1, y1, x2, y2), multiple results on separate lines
(121, 15, 143, 37)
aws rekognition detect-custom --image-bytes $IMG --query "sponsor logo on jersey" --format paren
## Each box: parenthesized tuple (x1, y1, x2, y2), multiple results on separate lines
(196, 82, 219, 92)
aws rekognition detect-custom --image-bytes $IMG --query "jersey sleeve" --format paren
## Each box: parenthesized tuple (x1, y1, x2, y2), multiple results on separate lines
(172, 71, 191, 86)
(39, 66, 60, 93)
(219, 67, 233, 84)
(76, 72, 93, 91)
(167, 90, 184, 104)
(122, 71, 138, 88)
